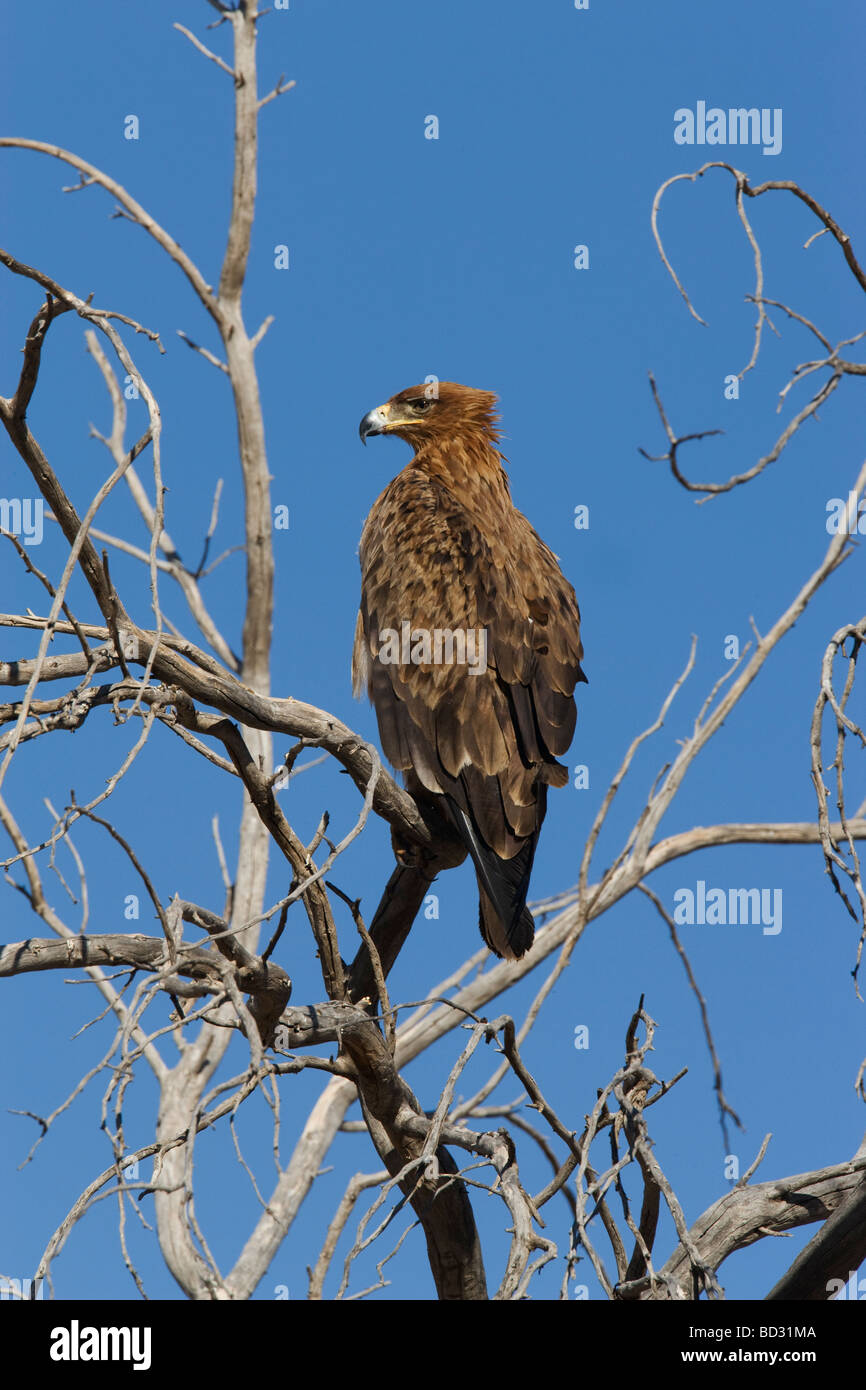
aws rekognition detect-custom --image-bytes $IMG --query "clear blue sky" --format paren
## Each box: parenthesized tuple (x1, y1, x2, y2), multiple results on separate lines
(1, 0, 864, 1301)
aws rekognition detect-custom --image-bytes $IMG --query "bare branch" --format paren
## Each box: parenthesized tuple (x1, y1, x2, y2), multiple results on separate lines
(259, 75, 296, 110)
(0, 145, 219, 319)
(177, 329, 229, 374)
(173, 22, 236, 78)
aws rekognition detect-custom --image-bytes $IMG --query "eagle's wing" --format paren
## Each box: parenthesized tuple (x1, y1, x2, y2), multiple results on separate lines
(354, 462, 585, 957)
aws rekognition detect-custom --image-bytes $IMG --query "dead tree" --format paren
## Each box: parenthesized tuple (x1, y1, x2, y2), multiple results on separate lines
(0, 8, 864, 1300)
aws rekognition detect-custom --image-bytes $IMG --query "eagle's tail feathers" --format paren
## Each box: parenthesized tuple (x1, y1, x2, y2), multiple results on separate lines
(479, 893, 535, 960)
(443, 797, 537, 959)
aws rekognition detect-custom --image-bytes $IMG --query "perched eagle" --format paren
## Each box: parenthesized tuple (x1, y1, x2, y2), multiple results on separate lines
(354, 382, 586, 959)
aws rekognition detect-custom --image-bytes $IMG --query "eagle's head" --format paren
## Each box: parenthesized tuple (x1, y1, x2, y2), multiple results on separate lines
(359, 381, 501, 449)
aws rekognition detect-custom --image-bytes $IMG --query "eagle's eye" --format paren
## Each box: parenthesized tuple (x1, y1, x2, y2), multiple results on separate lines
(409, 399, 432, 412)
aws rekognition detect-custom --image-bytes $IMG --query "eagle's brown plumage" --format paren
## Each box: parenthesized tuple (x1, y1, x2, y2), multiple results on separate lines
(354, 382, 586, 959)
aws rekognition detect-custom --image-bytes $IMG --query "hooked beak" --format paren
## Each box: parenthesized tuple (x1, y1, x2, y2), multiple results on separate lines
(359, 403, 391, 445)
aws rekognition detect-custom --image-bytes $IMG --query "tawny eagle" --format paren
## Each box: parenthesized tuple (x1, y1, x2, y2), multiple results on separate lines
(354, 382, 586, 959)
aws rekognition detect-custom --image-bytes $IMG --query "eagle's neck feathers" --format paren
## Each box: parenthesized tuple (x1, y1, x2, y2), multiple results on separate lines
(410, 432, 513, 509)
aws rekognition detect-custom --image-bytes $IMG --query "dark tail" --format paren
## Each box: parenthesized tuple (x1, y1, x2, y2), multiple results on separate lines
(479, 893, 535, 960)
(443, 795, 542, 959)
